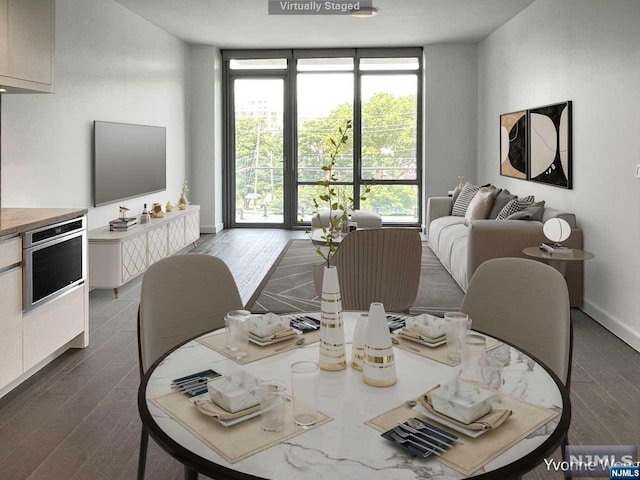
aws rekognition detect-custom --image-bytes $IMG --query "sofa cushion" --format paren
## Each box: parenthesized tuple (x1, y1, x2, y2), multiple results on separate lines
(428, 216, 465, 255)
(496, 196, 535, 220)
(438, 222, 468, 273)
(489, 189, 516, 219)
(451, 182, 481, 216)
(507, 200, 546, 221)
(464, 188, 497, 226)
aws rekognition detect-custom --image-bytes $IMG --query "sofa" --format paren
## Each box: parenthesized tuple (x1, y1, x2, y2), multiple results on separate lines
(311, 209, 382, 230)
(426, 195, 584, 307)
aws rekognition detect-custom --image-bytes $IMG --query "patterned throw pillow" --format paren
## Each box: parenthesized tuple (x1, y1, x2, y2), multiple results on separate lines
(451, 182, 481, 217)
(496, 196, 535, 220)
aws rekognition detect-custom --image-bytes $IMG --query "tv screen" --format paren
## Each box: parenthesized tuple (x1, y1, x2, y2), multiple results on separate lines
(93, 121, 166, 207)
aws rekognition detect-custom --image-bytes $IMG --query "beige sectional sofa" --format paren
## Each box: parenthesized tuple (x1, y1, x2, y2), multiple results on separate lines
(426, 196, 584, 306)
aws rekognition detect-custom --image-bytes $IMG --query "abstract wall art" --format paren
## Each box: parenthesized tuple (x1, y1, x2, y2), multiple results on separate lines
(528, 101, 572, 189)
(500, 110, 528, 180)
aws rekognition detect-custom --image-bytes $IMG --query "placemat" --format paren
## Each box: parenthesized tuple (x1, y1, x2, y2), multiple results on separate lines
(391, 334, 502, 367)
(365, 390, 559, 476)
(198, 331, 321, 364)
(153, 391, 332, 464)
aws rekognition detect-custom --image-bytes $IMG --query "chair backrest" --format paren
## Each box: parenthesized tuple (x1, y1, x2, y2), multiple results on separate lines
(460, 258, 571, 384)
(330, 228, 422, 311)
(138, 254, 243, 374)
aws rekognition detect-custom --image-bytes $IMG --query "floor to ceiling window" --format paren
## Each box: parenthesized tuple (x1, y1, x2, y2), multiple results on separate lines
(223, 49, 422, 228)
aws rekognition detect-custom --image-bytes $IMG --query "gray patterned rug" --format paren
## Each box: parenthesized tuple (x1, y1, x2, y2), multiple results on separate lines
(246, 239, 464, 315)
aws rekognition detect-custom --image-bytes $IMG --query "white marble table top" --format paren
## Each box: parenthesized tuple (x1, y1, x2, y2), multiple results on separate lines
(143, 312, 566, 479)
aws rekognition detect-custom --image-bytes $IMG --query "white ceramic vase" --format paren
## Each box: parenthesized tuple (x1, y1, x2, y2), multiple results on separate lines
(363, 302, 397, 387)
(351, 313, 368, 371)
(319, 266, 346, 371)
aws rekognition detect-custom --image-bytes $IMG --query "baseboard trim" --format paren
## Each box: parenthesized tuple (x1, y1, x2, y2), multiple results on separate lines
(201, 223, 225, 234)
(582, 298, 640, 352)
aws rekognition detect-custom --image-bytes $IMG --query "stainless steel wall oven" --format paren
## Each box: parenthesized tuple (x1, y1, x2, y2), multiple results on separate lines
(23, 216, 87, 311)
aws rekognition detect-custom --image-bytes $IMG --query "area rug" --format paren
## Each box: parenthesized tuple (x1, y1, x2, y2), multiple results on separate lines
(246, 239, 464, 315)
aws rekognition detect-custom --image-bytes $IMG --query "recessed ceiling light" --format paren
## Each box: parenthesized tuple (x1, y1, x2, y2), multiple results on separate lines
(0, 88, 7, 93)
(351, 6, 378, 18)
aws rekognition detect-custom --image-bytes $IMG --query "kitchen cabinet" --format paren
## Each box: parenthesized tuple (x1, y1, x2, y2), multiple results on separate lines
(0, 0, 55, 93)
(0, 237, 22, 390)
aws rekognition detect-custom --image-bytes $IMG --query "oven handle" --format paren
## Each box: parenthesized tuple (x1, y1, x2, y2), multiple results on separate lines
(23, 229, 87, 311)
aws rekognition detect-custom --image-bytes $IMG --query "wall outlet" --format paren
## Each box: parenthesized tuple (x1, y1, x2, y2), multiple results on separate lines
(636, 164, 640, 179)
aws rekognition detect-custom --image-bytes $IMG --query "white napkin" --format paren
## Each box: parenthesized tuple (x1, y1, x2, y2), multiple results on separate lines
(405, 313, 447, 339)
(247, 313, 289, 338)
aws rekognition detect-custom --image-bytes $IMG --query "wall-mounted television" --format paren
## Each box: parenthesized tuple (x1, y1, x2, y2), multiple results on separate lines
(93, 121, 166, 207)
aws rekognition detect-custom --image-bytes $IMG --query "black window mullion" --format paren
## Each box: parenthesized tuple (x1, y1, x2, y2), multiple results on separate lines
(353, 56, 362, 211)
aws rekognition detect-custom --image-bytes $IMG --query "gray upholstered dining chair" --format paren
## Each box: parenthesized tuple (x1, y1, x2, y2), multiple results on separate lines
(314, 228, 422, 312)
(137, 254, 243, 480)
(460, 257, 572, 463)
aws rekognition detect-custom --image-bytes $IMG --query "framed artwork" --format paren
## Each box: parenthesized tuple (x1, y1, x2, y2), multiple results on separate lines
(500, 110, 528, 180)
(528, 101, 572, 189)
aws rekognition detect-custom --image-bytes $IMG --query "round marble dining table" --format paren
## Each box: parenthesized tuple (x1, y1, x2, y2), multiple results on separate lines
(138, 312, 570, 480)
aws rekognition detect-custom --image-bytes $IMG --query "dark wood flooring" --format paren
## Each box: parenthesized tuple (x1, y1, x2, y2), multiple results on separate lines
(0, 229, 637, 480)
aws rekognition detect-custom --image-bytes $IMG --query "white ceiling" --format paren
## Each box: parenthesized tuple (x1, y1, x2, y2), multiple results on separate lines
(112, 0, 536, 48)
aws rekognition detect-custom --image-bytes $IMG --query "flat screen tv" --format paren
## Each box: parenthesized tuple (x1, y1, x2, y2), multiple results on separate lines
(93, 121, 166, 207)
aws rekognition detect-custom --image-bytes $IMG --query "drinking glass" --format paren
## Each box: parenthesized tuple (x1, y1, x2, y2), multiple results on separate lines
(225, 310, 251, 351)
(226, 310, 251, 359)
(461, 334, 487, 381)
(290, 361, 319, 427)
(260, 380, 287, 432)
(445, 312, 471, 362)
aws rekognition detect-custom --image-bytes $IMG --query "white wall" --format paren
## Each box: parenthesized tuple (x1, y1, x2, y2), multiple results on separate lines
(1, 0, 189, 230)
(189, 45, 224, 233)
(477, 0, 640, 350)
(423, 43, 478, 223)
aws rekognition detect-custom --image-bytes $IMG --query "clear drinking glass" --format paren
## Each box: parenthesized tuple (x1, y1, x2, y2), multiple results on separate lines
(481, 358, 504, 391)
(461, 334, 487, 381)
(445, 312, 471, 362)
(260, 380, 287, 432)
(290, 361, 319, 427)
(225, 310, 251, 350)
(227, 310, 251, 359)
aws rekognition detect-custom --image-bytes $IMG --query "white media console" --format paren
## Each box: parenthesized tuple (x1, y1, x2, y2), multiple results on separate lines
(88, 205, 200, 297)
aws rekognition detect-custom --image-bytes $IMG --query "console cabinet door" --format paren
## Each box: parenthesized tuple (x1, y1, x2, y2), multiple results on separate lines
(122, 235, 147, 283)
(168, 218, 185, 254)
(185, 210, 200, 245)
(0, 267, 23, 389)
(147, 225, 168, 264)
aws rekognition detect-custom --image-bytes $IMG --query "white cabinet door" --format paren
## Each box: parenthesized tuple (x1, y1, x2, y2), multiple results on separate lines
(147, 224, 168, 264)
(185, 210, 200, 245)
(168, 217, 185, 254)
(122, 235, 147, 283)
(0, 267, 23, 389)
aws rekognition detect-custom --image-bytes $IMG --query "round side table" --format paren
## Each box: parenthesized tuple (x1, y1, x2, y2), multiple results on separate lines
(522, 246, 594, 277)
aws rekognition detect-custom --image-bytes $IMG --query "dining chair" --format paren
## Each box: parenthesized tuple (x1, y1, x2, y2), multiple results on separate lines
(460, 257, 572, 468)
(137, 254, 243, 480)
(314, 228, 422, 312)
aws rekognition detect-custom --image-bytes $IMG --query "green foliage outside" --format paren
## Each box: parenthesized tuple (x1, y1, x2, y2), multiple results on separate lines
(234, 92, 418, 220)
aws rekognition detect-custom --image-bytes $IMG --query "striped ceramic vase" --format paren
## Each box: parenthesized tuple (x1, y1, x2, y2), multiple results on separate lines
(319, 266, 346, 371)
(363, 302, 397, 387)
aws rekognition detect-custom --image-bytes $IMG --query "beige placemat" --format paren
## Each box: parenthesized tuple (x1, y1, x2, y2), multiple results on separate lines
(153, 391, 332, 464)
(198, 331, 321, 364)
(365, 390, 559, 476)
(392, 334, 502, 367)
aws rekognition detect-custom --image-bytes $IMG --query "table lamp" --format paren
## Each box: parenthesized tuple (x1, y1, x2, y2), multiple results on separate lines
(543, 218, 571, 246)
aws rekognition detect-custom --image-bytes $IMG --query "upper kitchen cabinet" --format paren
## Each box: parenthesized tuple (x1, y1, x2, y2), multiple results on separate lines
(0, 0, 55, 93)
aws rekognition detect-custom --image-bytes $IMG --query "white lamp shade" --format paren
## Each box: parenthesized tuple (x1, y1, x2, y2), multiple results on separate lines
(543, 218, 571, 243)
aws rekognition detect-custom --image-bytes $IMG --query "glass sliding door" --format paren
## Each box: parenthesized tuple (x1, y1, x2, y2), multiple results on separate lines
(233, 78, 285, 224)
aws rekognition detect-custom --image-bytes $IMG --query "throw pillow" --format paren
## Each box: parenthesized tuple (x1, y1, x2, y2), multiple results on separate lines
(506, 200, 546, 221)
(451, 182, 481, 216)
(496, 195, 535, 220)
(464, 188, 497, 226)
(489, 189, 517, 219)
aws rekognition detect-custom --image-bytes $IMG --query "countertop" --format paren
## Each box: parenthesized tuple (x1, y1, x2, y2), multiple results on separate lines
(0, 208, 89, 237)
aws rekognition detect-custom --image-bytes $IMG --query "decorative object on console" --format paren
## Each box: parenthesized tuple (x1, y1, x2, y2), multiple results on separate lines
(165, 201, 173, 213)
(118, 206, 130, 220)
(178, 180, 189, 210)
(457, 176, 465, 190)
(528, 101, 572, 189)
(363, 302, 396, 387)
(500, 110, 528, 180)
(150, 203, 164, 218)
(318, 266, 346, 371)
(140, 203, 150, 224)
